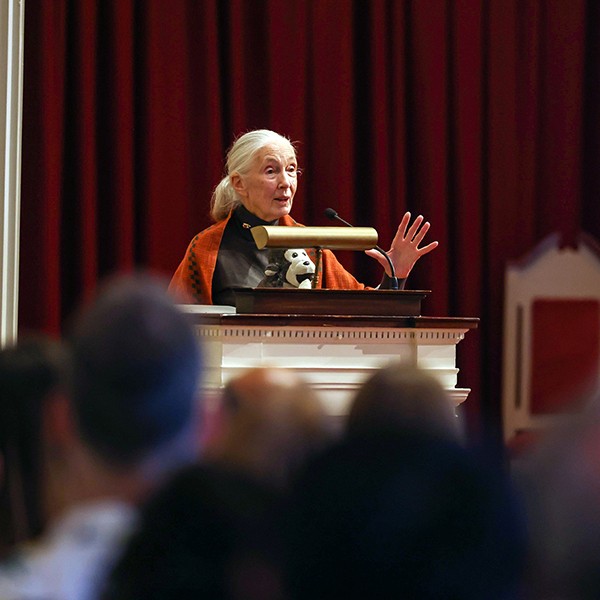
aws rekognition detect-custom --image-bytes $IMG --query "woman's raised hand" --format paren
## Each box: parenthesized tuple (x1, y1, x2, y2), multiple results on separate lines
(365, 212, 438, 279)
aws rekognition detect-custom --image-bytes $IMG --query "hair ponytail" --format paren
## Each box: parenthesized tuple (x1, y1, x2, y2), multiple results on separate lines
(210, 177, 239, 222)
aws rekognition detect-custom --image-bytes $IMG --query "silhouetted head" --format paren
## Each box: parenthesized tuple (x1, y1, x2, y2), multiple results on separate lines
(0, 335, 68, 548)
(205, 367, 334, 488)
(284, 432, 526, 599)
(104, 464, 285, 600)
(66, 273, 203, 470)
(347, 363, 461, 442)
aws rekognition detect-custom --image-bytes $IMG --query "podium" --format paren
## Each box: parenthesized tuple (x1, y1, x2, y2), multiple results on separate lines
(182, 293, 478, 416)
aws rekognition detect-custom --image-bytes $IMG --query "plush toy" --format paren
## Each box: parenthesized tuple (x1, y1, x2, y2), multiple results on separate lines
(258, 248, 316, 289)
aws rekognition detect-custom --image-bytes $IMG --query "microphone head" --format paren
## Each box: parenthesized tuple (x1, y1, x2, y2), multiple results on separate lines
(324, 208, 338, 220)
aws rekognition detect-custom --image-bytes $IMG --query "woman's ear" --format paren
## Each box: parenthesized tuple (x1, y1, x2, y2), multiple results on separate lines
(230, 173, 247, 198)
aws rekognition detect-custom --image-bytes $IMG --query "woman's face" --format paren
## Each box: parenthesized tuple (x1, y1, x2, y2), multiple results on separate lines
(231, 142, 299, 222)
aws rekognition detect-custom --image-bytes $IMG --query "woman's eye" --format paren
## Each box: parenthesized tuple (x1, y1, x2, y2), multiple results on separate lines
(287, 165, 297, 175)
(265, 167, 275, 175)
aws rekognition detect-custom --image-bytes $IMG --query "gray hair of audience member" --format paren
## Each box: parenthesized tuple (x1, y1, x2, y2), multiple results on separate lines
(66, 273, 203, 470)
(210, 129, 296, 222)
(346, 363, 461, 442)
(517, 394, 600, 599)
(204, 367, 334, 488)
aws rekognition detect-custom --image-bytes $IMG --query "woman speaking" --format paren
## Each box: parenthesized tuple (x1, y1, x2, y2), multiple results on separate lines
(169, 129, 437, 305)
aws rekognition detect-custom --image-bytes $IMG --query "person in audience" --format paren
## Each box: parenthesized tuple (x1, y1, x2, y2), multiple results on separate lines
(168, 128, 438, 305)
(517, 393, 600, 599)
(203, 367, 335, 489)
(0, 273, 204, 600)
(283, 432, 527, 599)
(0, 335, 69, 557)
(346, 362, 462, 442)
(103, 463, 286, 600)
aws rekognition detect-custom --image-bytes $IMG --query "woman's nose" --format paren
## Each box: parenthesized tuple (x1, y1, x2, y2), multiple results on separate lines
(278, 172, 292, 188)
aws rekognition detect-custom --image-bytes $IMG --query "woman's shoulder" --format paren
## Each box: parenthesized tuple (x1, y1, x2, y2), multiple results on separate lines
(280, 214, 302, 227)
(190, 217, 230, 242)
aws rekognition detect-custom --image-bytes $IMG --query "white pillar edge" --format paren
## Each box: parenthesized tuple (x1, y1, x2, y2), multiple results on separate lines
(0, 0, 25, 348)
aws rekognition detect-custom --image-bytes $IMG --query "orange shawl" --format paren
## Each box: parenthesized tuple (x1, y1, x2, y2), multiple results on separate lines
(168, 213, 368, 304)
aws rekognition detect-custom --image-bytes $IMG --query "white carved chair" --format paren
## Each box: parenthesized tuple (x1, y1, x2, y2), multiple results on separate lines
(502, 233, 600, 453)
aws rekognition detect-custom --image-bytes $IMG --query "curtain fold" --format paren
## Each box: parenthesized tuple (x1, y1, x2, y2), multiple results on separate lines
(20, 1, 66, 334)
(20, 0, 600, 445)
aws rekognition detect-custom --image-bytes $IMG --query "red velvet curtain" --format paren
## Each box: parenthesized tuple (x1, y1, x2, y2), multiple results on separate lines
(20, 0, 600, 445)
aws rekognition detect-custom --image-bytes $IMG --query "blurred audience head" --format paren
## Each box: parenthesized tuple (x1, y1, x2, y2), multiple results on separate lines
(284, 432, 527, 599)
(0, 335, 69, 552)
(204, 367, 334, 488)
(346, 363, 461, 442)
(103, 463, 285, 600)
(65, 272, 203, 484)
(518, 393, 600, 599)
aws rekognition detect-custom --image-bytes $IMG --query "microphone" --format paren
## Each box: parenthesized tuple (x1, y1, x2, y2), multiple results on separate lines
(324, 208, 399, 290)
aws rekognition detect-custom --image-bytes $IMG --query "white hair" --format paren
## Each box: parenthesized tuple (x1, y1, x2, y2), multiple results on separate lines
(210, 129, 296, 221)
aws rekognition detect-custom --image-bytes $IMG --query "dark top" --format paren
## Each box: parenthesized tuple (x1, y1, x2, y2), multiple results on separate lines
(212, 205, 277, 306)
(212, 205, 400, 306)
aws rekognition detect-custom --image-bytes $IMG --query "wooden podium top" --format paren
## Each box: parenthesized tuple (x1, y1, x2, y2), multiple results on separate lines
(231, 288, 428, 317)
(186, 312, 479, 330)
(180, 289, 479, 330)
